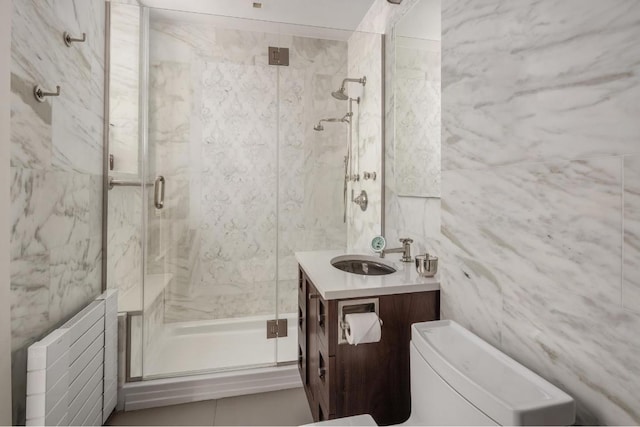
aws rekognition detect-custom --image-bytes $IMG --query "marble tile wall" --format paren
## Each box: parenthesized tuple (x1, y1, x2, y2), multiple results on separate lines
(106, 4, 143, 312)
(144, 17, 348, 323)
(346, 31, 383, 252)
(9, 0, 105, 423)
(441, 0, 640, 424)
(108, 3, 140, 176)
(355, 0, 442, 258)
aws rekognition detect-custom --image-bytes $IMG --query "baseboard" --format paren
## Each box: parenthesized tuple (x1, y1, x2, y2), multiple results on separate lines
(119, 364, 302, 411)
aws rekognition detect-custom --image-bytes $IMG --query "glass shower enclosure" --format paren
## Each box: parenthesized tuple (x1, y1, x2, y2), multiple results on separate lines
(106, 3, 353, 380)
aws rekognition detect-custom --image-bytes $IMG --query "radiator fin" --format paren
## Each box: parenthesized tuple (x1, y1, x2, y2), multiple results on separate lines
(26, 289, 118, 426)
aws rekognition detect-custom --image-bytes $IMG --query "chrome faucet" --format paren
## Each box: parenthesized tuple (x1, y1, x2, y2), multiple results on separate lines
(380, 238, 413, 262)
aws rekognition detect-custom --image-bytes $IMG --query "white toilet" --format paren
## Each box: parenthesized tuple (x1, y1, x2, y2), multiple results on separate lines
(308, 320, 575, 426)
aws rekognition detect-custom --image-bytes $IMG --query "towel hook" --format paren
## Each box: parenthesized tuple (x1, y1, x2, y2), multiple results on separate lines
(33, 85, 61, 103)
(63, 31, 86, 47)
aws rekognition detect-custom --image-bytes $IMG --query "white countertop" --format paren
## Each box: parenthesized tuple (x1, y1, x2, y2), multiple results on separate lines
(295, 250, 440, 300)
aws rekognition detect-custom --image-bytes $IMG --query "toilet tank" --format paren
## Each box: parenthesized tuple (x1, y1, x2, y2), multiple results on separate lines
(409, 321, 575, 426)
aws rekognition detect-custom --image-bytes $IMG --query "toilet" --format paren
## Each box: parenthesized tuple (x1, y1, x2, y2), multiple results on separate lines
(307, 320, 575, 426)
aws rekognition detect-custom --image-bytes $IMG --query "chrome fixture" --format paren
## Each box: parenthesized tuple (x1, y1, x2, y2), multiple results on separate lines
(363, 171, 377, 181)
(415, 254, 438, 277)
(380, 238, 413, 262)
(268, 46, 289, 66)
(107, 176, 165, 209)
(153, 176, 165, 209)
(332, 76, 366, 101)
(63, 31, 86, 47)
(352, 189, 368, 212)
(313, 114, 351, 131)
(33, 85, 60, 103)
(108, 177, 152, 189)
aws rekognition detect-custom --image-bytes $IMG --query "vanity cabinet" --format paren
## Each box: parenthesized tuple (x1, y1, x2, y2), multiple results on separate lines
(297, 266, 440, 425)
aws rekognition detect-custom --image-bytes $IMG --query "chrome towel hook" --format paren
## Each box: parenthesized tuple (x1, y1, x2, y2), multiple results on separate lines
(63, 31, 86, 47)
(33, 85, 60, 103)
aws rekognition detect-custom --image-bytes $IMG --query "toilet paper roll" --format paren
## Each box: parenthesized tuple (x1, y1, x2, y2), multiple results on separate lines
(345, 312, 381, 345)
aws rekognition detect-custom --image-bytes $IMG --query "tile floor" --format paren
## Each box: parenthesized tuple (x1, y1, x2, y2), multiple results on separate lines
(106, 387, 314, 426)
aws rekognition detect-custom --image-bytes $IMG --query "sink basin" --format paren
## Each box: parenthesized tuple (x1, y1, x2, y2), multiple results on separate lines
(331, 255, 397, 276)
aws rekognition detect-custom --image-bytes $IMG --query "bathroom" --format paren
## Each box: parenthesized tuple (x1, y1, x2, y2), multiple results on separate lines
(1, 0, 640, 425)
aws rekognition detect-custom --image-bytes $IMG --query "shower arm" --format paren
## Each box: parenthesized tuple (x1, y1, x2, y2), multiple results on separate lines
(340, 77, 367, 91)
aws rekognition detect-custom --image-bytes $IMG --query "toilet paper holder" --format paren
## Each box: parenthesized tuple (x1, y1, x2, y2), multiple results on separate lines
(338, 298, 382, 345)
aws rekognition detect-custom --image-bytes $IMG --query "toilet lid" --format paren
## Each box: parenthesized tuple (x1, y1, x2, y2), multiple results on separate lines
(411, 320, 575, 426)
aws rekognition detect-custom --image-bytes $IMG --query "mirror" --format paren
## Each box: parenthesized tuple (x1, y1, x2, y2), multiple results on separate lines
(392, 0, 441, 198)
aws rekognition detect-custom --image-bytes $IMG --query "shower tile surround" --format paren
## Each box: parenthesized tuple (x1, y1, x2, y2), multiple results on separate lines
(346, 31, 384, 252)
(394, 37, 440, 197)
(142, 17, 350, 324)
(9, 0, 105, 423)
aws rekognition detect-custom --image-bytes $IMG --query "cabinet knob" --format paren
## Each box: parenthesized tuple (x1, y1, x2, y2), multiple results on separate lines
(318, 313, 325, 328)
(309, 293, 319, 300)
(318, 367, 326, 380)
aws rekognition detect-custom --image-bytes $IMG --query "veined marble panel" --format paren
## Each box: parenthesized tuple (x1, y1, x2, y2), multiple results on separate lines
(11, 168, 99, 260)
(10, 254, 51, 352)
(502, 292, 640, 425)
(441, 157, 629, 423)
(109, 3, 140, 175)
(10, 0, 105, 422)
(49, 237, 102, 327)
(442, 0, 640, 171)
(624, 155, 640, 314)
(107, 186, 142, 305)
(10, 74, 52, 170)
(442, 158, 622, 310)
(149, 61, 192, 144)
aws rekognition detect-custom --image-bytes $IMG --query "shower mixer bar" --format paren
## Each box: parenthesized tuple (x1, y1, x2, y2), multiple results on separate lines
(108, 177, 153, 189)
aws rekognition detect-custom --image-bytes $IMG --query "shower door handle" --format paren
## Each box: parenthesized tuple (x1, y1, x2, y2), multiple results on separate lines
(154, 176, 165, 209)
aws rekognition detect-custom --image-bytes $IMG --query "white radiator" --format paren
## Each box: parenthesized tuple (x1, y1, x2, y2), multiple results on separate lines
(26, 290, 118, 426)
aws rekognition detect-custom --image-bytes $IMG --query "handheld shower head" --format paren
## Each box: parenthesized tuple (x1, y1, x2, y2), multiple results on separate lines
(331, 76, 367, 101)
(313, 115, 350, 131)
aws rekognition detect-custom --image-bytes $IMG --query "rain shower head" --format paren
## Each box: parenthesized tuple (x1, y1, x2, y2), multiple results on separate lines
(331, 88, 349, 101)
(331, 76, 367, 101)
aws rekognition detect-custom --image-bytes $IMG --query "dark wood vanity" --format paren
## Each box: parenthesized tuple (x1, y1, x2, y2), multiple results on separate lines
(297, 266, 440, 425)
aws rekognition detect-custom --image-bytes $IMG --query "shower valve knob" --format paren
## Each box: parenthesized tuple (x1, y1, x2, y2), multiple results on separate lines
(363, 171, 377, 181)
